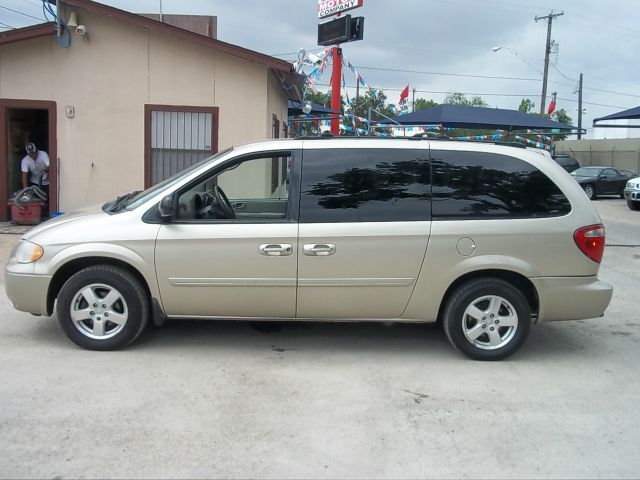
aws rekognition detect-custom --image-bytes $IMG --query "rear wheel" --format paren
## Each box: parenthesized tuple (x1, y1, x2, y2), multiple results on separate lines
(583, 184, 596, 200)
(442, 278, 532, 361)
(628, 200, 640, 211)
(56, 265, 149, 350)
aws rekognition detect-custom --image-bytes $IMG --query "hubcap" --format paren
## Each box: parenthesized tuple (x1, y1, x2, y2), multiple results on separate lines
(585, 186, 593, 198)
(70, 283, 128, 340)
(462, 295, 518, 350)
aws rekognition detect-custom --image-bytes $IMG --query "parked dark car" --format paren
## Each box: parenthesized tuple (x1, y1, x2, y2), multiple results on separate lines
(552, 154, 580, 172)
(571, 166, 637, 199)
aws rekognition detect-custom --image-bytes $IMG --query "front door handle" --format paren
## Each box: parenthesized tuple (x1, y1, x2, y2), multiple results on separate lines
(259, 244, 293, 256)
(303, 243, 336, 256)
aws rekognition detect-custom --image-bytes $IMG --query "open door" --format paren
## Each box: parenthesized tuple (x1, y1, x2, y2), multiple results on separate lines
(0, 99, 57, 221)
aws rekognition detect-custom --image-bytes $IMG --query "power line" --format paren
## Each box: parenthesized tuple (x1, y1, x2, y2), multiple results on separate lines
(557, 97, 627, 110)
(316, 82, 537, 97)
(314, 81, 628, 110)
(355, 65, 548, 83)
(0, 4, 45, 21)
(19, 0, 45, 9)
(308, 63, 640, 100)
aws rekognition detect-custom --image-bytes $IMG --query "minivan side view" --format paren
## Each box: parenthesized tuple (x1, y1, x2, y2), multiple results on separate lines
(5, 138, 613, 360)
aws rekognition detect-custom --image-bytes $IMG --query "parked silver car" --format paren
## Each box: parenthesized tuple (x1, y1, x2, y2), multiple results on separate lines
(624, 176, 640, 210)
(5, 138, 613, 360)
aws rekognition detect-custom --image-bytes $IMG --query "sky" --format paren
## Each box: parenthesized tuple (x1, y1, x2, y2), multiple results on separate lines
(2, 0, 639, 138)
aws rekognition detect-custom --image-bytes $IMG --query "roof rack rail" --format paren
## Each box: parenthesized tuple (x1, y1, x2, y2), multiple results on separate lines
(295, 133, 335, 140)
(292, 135, 528, 148)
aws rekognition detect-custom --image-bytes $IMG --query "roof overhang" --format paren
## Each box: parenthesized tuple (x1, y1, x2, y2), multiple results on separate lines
(0, 22, 56, 46)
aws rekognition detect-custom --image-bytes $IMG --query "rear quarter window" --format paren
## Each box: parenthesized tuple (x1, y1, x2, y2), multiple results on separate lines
(431, 150, 571, 219)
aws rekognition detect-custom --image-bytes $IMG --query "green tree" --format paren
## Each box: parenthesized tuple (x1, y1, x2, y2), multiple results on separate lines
(290, 91, 333, 138)
(414, 98, 438, 111)
(444, 92, 487, 107)
(518, 98, 536, 113)
(346, 89, 397, 136)
(550, 108, 573, 140)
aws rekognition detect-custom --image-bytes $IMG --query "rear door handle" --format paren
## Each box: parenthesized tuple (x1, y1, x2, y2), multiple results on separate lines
(303, 243, 336, 256)
(259, 244, 293, 256)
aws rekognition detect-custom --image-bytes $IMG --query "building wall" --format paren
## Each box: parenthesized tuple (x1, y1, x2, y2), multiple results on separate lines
(0, 8, 287, 212)
(556, 139, 640, 173)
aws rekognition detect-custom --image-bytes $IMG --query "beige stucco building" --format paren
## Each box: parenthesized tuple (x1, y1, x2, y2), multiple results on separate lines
(0, 0, 302, 220)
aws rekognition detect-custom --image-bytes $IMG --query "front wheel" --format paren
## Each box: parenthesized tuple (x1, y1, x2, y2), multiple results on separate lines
(56, 265, 149, 350)
(442, 278, 532, 361)
(583, 184, 596, 200)
(628, 200, 640, 211)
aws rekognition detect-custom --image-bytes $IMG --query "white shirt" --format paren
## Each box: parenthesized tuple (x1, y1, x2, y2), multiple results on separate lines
(21, 151, 50, 186)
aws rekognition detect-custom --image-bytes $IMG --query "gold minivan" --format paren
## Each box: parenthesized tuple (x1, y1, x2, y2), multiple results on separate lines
(5, 138, 613, 360)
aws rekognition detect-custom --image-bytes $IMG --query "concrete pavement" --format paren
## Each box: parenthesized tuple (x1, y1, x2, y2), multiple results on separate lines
(0, 199, 638, 479)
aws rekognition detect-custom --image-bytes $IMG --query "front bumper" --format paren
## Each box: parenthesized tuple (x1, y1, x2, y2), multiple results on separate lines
(531, 276, 612, 322)
(624, 188, 640, 201)
(4, 271, 52, 315)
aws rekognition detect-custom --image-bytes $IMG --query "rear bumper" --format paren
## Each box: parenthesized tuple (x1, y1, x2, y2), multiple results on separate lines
(4, 271, 51, 316)
(532, 276, 613, 322)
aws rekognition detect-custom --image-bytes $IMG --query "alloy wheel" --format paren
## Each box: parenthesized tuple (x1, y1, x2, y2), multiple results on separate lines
(70, 283, 129, 340)
(461, 295, 518, 350)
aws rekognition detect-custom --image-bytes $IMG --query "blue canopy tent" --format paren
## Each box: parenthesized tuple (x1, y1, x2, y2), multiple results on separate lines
(593, 106, 640, 128)
(288, 100, 339, 117)
(378, 104, 575, 131)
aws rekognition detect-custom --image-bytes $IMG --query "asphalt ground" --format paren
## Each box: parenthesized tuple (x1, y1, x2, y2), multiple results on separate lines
(0, 199, 638, 479)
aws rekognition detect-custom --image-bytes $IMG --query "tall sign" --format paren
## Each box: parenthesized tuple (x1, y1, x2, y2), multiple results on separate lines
(317, 0, 365, 135)
(318, 0, 364, 19)
(317, 15, 365, 46)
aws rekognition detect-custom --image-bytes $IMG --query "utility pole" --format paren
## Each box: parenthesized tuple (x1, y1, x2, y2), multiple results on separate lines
(412, 88, 416, 113)
(577, 72, 583, 139)
(535, 10, 564, 115)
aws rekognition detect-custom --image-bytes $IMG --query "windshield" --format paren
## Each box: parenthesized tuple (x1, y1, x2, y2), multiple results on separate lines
(124, 147, 233, 210)
(572, 167, 603, 177)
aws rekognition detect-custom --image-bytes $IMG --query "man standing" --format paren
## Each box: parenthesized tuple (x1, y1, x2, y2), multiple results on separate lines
(21, 142, 49, 197)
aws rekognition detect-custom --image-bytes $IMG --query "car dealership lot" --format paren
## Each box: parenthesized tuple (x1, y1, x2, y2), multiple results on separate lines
(1, 199, 639, 479)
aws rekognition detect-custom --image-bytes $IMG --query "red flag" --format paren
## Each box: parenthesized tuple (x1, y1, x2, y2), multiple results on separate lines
(547, 98, 556, 115)
(399, 84, 409, 103)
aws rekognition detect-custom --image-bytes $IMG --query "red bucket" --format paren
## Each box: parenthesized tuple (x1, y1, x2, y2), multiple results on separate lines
(9, 201, 44, 225)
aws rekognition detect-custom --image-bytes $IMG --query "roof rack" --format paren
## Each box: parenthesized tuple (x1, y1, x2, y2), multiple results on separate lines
(293, 134, 527, 148)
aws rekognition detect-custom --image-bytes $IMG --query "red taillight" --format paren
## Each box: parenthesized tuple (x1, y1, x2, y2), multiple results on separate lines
(574, 224, 605, 263)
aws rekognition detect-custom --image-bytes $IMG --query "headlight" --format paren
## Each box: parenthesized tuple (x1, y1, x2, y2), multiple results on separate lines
(12, 240, 44, 264)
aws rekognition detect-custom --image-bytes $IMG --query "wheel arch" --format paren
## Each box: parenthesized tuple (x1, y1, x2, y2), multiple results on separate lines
(437, 269, 539, 323)
(47, 257, 152, 317)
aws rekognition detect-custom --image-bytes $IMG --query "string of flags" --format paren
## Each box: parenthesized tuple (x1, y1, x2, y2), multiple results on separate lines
(295, 51, 553, 149)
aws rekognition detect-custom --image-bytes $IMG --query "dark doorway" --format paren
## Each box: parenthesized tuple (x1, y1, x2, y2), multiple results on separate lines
(0, 99, 57, 221)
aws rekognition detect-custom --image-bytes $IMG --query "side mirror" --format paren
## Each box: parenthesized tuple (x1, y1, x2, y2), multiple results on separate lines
(158, 194, 176, 222)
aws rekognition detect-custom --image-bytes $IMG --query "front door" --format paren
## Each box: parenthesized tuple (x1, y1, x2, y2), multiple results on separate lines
(155, 150, 299, 318)
(296, 147, 431, 319)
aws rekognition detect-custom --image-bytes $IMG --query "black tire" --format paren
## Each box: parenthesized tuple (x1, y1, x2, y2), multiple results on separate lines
(583, 183, 596, 200)
(56, 265, 149, 350)
(628, 200, 640, 211)
(442, 278, 532, 361)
